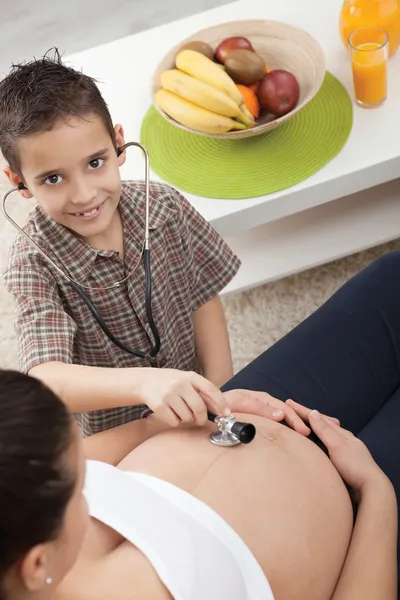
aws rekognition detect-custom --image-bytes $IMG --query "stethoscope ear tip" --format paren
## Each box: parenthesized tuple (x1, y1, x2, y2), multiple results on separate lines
(17, 182, 26, 190)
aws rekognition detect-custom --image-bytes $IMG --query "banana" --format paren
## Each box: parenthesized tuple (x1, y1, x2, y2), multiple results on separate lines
(154, 89, 247, 134)
(161, 69, 253, 126)
(175, 49, 253, 120)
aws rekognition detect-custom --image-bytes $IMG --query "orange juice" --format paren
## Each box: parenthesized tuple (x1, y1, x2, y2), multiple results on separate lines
(340, 0, 400, 57)
(351, 41, 387, 105)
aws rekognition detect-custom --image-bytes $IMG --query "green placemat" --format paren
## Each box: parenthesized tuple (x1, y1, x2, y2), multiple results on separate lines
(140, 72, 353, 199)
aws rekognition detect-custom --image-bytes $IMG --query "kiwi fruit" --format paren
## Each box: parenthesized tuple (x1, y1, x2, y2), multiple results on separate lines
(177, 40, 214, 60)
(225, 49, 266, 85)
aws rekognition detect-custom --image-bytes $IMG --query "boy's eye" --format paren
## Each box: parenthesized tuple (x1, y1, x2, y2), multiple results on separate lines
(88, 158, 104, 170)
(45, 174, 62, 185)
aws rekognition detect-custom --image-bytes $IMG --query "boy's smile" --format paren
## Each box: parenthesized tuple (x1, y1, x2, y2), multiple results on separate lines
(71, 201, 105, 220)
(10, 114, 126, 250)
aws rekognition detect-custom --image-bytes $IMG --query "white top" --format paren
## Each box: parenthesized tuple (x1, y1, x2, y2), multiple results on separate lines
(84, 460, 274, 600)
(64, 0, 400, 237)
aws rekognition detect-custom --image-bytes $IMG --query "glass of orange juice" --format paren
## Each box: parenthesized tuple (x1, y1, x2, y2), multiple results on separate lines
(349, 26, 389, 107)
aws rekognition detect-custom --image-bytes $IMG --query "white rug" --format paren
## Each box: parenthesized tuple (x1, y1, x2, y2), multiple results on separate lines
(1, 165, 398, 372)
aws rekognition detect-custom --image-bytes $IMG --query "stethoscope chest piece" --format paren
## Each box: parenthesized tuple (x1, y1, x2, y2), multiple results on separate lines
(209, 429, 241, 447)
(209, 414, 253, 447)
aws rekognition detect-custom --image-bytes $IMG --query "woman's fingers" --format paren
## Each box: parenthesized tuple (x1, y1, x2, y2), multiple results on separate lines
(280, 403, 311, 435)
(227, 391, 310, 434)
(308, 410, 385, 493)
(286, 398, 340, 426)
(309, 410, 352, 444)
(308, 410, 343, 447)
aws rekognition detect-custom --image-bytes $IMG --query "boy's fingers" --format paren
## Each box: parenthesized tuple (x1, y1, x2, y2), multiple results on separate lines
(170, 396, 194, 423)
(194, 374, 231, 417)
(181, 388, 208, 425)
(157, 405, 181, 427)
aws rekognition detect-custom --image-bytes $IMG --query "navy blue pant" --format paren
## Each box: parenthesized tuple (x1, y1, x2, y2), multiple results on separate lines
(222, 251, 400, 593)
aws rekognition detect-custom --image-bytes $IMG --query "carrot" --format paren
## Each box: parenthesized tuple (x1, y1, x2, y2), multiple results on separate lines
(236, 84, 260, 118)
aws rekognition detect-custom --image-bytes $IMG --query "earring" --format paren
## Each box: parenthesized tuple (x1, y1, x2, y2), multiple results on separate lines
(46, 577, 52, 585)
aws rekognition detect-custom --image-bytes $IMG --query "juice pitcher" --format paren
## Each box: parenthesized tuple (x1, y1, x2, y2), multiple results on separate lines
(340, 0, 400, 57)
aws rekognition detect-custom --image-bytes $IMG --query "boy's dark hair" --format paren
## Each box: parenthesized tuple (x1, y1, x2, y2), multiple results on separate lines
(0, 370, 75, 596)
(0, 48, 116, 177)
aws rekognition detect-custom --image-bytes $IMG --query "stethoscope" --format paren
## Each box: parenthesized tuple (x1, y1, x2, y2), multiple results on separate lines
(1, 141, 256, 447)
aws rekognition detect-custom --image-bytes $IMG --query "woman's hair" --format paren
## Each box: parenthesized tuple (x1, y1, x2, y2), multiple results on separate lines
(0, 370, 76, 592)
(0, 48, 116, 177)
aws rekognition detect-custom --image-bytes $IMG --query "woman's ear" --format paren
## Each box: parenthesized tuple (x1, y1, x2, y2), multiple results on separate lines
(114, 124, 126, 167)
(18, 544, 51, 592)
(3, 166, 33, 199)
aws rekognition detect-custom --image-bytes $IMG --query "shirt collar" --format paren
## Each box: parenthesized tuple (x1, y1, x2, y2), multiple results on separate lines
(119, 181, 175, 234)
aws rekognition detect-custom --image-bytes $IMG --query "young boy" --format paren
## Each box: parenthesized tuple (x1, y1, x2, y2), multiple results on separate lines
(1, 51, 240, 436)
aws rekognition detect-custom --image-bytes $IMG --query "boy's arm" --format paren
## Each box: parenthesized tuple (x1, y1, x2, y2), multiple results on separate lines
(170, 187, 240, 387)
(29, 360, 230, 421)
(331, 477, 398, 600)
(192, 295, 233, 387)
(29, 361, 150, 413)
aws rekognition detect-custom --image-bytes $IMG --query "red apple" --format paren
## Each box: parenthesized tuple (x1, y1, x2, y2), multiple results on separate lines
(215, 36, 255, 64)
(257, 70, 300, 117)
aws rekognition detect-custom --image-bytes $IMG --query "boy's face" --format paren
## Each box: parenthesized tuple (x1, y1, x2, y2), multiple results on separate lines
(5, 114, 126, 245)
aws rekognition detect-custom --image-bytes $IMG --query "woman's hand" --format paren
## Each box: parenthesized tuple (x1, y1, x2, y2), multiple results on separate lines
(308, 409, 387, 495)
(223, 389, 339, 436)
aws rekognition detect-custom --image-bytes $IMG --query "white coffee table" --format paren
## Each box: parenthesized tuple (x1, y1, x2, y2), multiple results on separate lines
(66, 0, 400, 295)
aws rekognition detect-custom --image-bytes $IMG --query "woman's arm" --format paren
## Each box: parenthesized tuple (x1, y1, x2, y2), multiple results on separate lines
(305, 410, 398, 600)
(83, 416, 170, 465)
(331, 476, 398, 600)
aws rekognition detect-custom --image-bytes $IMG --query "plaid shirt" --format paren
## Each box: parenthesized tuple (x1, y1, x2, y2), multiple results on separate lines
(4, 181, 240, 435)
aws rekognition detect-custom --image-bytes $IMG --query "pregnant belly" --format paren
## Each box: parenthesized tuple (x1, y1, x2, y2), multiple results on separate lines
(119, 415, 354, 600)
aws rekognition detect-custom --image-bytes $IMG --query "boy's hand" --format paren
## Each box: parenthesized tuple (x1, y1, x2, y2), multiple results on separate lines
(136, 369, 231, 427)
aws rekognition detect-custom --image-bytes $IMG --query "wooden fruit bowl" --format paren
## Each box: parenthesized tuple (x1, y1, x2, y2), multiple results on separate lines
(151, 19, 326, 139)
